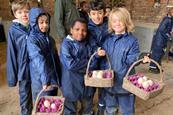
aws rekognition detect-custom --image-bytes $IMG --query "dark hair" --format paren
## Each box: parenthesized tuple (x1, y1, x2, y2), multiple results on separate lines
(89, 1, 105, 12)
(37, 12, 51, 23)
(80, 1, 87, 8)
(70, 18, 88, 28)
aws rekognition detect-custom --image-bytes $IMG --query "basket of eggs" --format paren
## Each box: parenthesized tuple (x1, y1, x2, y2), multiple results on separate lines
(85, 52, 114, 87)
(122, 58, 164, 100)
(32, 86, 65, 115)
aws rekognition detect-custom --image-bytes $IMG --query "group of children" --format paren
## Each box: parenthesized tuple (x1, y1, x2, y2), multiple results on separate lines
(7, 1, 152, 115)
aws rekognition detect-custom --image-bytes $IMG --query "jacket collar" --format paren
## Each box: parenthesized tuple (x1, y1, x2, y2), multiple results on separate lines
(111, 32, 129, 42)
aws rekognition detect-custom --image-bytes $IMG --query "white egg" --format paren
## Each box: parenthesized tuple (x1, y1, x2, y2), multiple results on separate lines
(44, 100, 50, 108)
(97, 71, 103, 78)
(138, 77, 144, 84)
(142, 81, 149, 89)
(142, 76, 148, 81)
(92, 71, 98, 78)
(147, 80, 154, 86)
(51, 103, 57, 109)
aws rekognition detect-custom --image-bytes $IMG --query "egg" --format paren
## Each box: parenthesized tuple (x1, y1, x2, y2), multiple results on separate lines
(92, 71, 98, 78)
(147, 80, 154, 86)
(97, 71, 103, 78)
(51, 103, 57, 109)
(44, 100, 50, 108)
(142, 81, 150, 89)
(138, 77, 144, 84)
(142, 76, 148, 81)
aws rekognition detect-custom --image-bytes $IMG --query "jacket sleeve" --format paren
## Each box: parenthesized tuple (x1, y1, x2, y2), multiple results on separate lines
(27, 39, 50, 86)
(54, 0, 66, 40)
(6, 31, 18, 87)
(158, 17, 171, 39)
(60, 43, 88, 71)
(125, 39, 140, 66)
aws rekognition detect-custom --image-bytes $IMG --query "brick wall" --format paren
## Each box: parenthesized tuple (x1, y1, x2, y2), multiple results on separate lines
(0, 0, 14, 20)
(125, 0, 172, 23)
(1, 0, 173, 23)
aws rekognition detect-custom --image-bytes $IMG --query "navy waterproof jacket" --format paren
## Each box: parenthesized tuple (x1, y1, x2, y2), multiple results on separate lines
(102, 33, 140, 94)
(7, 20, 30, 87)
(88, 18, 109, 47)
(152, 15, 173, 50)
(60, 35, 97, 101)
(27, 8, 59, 86)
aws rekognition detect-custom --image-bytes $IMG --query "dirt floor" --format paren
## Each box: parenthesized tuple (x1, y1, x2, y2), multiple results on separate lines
(1, 42, 173, 115)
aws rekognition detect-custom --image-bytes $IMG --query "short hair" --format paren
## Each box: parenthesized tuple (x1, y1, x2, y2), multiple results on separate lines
(108, 7, 134, 33)
(80, 1, 87, 8)
(70, 18, 88, 29)
(10, 0, 29, 15)
(89, 1, 105, 12)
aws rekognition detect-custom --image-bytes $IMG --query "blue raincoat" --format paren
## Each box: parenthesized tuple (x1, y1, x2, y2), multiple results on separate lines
(7, 20, 30, 86)
(7, 20, 32, 114)
(102, 33, 140, 94)
(88, 18, 109, 47)
(150, 15, 173, 67)
(27, 8, 59, 101)
(60, 35, 97, 102)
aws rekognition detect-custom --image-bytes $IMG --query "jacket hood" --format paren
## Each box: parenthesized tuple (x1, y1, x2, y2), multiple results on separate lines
(29, 7, 45, 28)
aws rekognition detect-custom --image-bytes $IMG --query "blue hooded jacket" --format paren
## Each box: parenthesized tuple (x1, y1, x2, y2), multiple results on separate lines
(151, 15, 173, 50)
(88, 18, 109, 47)
(7, 20, 30, 87)
(102, 32, 140, 94)
(27, 8, 59, 86)
(60, 35, 98, 101)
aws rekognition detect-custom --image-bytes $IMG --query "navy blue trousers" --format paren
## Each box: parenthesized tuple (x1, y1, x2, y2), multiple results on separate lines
(19, 79, 32, 115)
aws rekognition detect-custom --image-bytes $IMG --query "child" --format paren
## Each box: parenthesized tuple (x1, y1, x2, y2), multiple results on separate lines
(102, 8, 140, 115)
(60, 18, 104, 115)
(88, 1, 109, 114)
(27, 8, 60, 102)
(88, 1, 109, 47)
(79, 1, 89, 22)
(105, 5, 111, 18)
(6, 0, 32, 114)
(149, 7, 173, 73)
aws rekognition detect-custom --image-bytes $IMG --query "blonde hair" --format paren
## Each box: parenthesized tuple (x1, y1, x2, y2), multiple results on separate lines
(10, 0, 29, 14)
(108, 7, 134, 33)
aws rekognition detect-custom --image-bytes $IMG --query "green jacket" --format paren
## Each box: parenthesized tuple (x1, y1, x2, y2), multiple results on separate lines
(54, 0, 79, 40)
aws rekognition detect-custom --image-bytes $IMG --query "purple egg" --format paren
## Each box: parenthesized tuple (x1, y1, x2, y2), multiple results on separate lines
(46, 107, 51, 113)
(105, 71, 112, 78)
(51, 108, 57, 112)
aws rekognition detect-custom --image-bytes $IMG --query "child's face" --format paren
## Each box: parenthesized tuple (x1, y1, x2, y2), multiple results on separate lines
(38, 15, 49, 33)
(70, 22, 87, 41)
(89, 9, 104, 25)
(82, 3, 89, 12)
(170, 9, 173, 17)
(105, 8, 111, 17)
(13, 5, 29, 25)
(111, 14, 126, 34)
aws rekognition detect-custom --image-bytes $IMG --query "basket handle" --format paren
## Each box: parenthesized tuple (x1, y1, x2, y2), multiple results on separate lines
(85, 51, 112, 76)
(34, 85, 63, 112)
(125, 58, 164, 83)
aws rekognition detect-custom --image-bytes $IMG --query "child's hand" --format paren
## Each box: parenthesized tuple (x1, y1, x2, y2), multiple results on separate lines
(143, 55, 150, 63)
(97, 47, 106, 56)
(43, 85, 52, 91)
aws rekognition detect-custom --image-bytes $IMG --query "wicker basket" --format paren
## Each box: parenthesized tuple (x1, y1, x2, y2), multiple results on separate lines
(85, 52, 114, 87)
(32, 87, 64, 115)
(122, 58, 164, 100)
